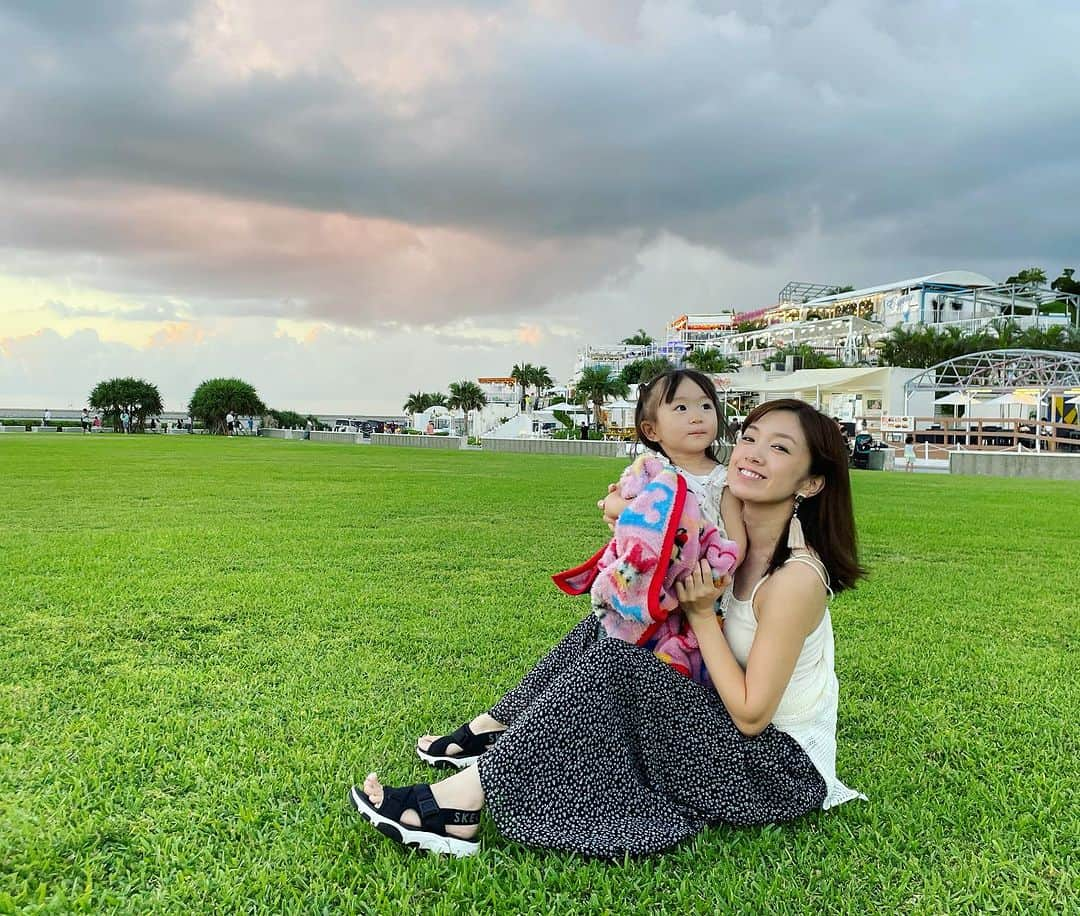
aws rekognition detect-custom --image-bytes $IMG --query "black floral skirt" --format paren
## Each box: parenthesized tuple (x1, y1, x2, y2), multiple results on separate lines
(477, 616, 826, 857)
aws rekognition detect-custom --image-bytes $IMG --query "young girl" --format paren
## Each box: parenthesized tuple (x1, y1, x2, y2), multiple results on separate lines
(903, 434, 916, 472)
(600, 368, 747, 561)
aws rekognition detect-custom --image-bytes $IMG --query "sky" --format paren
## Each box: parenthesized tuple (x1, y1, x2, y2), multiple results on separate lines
(1, 0, 1078, 414)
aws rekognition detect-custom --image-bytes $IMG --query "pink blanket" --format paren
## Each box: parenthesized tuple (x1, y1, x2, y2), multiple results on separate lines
(553, 455, 739, 686)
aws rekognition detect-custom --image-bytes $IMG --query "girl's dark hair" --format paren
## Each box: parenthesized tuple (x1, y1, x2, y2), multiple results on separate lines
(634, 368, 732, 464)
(742, 398, 866, 594)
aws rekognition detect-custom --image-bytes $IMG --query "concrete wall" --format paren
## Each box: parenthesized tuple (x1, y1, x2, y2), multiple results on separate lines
(950, 451, 1080, 480)
(372, 433, 466, 449)
(259, 428, 303, 440)
(310, 430, 365, 445)
(481, 437, 628, 458)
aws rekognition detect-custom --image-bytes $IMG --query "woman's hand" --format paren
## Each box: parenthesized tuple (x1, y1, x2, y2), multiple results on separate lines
(674, 559, 730, 622)
(598, 483, 629, 531)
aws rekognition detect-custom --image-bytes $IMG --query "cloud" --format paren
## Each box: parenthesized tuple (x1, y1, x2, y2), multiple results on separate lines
(0, 313, 578, 413)
(1, 0, 1078, 409)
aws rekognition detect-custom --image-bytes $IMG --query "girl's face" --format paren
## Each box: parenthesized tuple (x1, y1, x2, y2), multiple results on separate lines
(640, 377, 719, 458)
(727, 409, 822, 505)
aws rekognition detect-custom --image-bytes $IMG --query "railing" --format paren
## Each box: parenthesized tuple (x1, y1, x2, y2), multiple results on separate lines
(869, 417, 1080, 460)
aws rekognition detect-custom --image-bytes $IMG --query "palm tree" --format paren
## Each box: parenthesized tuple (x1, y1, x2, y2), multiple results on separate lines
(530, 365, 554, 404)
(425, 392, 447, 408)
(685, 348, 741, 375)
(1005, 267, 1047, 288)
(621, 329, 654, 346)
(447, 380, 488, 437)
(403, 391, 427, 415)
(510, 363, 534, 407)
(619, 356, 675, 385)
(574, 366, 629, 432)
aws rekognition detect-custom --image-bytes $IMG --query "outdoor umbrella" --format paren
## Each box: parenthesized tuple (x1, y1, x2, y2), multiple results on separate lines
(985, 392, 1038, 406)
(544, 401, 588, 413)
(934, 392, 974, 405)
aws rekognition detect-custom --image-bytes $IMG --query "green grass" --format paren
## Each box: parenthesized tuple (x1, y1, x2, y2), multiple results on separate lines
(0, 436, 1076, 914)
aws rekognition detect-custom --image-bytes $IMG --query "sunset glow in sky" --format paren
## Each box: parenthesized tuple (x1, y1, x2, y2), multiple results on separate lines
(1, 1, 1077, 413)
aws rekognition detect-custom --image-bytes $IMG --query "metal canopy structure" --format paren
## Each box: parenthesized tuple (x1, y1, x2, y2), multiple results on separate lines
(903, 349, 1080, 400)
(778, 281, 840, 305)
(943, 284, 1080, 328)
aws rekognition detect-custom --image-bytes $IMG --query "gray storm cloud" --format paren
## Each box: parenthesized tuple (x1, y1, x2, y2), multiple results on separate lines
(0, 0, 1077, 330)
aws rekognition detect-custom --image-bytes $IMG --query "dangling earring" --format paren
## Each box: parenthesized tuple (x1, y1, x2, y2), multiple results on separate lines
(787, 494, 807, 549)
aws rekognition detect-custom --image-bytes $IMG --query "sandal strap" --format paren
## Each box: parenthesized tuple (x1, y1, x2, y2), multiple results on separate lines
(377, 784, 481, 834)
(425, 722, 501, 759)
(413, 784, 482, 829)
(425, 722, 476, 757)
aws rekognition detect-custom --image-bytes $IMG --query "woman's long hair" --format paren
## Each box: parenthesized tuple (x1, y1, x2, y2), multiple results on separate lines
(742, 399, 866, 593)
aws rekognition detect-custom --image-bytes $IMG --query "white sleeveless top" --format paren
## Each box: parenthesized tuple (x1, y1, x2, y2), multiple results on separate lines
(721, 555, 866, 810)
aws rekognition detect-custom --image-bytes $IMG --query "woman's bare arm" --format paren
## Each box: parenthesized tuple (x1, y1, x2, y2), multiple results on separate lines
(676, 560, 825, 735)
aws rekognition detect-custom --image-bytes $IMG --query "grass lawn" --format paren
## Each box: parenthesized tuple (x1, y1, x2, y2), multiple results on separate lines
(0, 435, 1076, 914)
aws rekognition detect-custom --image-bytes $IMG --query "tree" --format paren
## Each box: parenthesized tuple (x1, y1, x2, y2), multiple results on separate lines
(574, 365, 630, 431)
(510, 363, 534, 407)
(621, 329, 654, 346)
(685, 348, 742, 374)
(188, 378, 266, 435)
(403, 392, 447, 414)
(767, 344, 843, 371)
(447, 380, 488, 437)
(1051, 267, 1079, 296)
(530, 365, 554, 402)
(267, 409, 319, 430)
(1005, 267, 1047, 288)
(89, 377, 164, 432)
(618, 356, 674, 386)
(1050, 268, 1080, 323)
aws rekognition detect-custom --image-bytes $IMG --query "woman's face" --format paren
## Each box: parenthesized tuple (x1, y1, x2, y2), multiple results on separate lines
(727, 409, 820, 505)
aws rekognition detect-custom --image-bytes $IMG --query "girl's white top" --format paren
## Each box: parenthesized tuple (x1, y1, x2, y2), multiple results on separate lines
(720, 555, 866, 810)
(648, 451, 728, 531)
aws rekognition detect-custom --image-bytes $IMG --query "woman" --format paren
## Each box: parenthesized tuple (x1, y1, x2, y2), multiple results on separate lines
(350, 398, 866, 857)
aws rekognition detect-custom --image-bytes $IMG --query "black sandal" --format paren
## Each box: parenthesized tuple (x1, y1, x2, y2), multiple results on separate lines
(416, 722, 503, 769)
(349, 782, 481, 857)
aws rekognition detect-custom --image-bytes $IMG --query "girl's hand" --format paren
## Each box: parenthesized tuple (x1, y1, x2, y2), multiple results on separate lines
(674, 559, 730, 621)
(598, 483, 628, 530)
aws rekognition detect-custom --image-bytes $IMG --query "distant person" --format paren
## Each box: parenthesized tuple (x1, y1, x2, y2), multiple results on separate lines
(579, 420, 589, 441)
(186, 415, 193, 431)
(120, 410, 131, 434)
(247, 416, 254, 435)
(81, 408, 90, 434)
(93, 414, 101, 430)
(426, 420, 435, 435)
(43, 408, 51, 428)
(226, 411, 235, 436)
(903, 434, 916, 473)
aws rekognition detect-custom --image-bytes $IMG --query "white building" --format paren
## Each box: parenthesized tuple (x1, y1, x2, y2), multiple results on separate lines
(733, 366, 934, 422)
